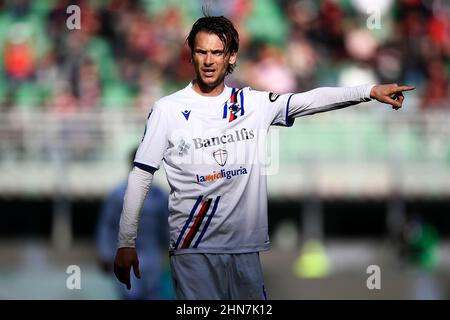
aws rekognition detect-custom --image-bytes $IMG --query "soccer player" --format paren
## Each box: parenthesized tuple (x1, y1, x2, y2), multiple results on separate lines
(114, 16, 415, 299)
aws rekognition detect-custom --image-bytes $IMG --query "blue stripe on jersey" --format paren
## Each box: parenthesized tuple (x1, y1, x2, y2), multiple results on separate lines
(239, 90, 245, 116)
(222, 102, 227, 119)
(133, 161, 158, 173)
(223, 88, 237, 119)
(175, 195, 203, 249)
(193, 196, 221, 248)
(286, 94, 295, 127)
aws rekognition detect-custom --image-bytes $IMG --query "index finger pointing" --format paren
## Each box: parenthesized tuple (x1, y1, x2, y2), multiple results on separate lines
(394, 85, 416, 92)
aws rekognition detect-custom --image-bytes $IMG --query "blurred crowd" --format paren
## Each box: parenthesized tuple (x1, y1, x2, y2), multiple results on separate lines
(0, 0, 448, 113)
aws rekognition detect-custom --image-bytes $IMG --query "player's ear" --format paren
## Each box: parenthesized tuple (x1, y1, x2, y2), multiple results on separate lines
(228, 51, 237, 65)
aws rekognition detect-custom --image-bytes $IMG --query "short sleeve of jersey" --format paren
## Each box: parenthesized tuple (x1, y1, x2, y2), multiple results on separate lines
(134, 102, 169, 171)
(253, 90, 295, 128)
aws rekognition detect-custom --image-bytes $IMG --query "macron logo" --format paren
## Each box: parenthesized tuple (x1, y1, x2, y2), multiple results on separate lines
(182, 110, 191, 121)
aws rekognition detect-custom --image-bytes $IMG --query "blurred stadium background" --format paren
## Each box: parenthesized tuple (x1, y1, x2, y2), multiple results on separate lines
(0, 0, 449, 299)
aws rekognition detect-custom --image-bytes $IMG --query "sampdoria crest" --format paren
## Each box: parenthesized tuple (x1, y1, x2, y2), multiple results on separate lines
(213, 149, 228, 166)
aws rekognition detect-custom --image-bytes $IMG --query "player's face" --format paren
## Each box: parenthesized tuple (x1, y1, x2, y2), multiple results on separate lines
(192, 31, 237, 92)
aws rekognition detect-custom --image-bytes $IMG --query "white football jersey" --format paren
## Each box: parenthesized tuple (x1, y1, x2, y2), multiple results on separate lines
(134, 82, 373, 254)
(135, 82, 294, 254)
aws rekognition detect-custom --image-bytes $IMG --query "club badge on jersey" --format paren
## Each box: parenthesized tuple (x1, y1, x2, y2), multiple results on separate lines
(223, 88, 245, 122)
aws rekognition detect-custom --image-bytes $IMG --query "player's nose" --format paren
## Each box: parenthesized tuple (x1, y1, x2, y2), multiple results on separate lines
(204, 52, 213, 65)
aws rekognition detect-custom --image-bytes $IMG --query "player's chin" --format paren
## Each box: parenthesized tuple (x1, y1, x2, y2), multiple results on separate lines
(201, 76, 222, 88)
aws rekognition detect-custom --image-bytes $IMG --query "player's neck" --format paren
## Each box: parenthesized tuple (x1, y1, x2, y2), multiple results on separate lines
(192, 79, 225, 97)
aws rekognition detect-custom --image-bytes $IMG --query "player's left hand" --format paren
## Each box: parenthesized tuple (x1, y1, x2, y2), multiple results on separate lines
(370, 83, 416, 110)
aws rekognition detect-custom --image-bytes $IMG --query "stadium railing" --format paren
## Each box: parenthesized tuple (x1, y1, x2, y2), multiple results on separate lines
(0, 108, 449, 199)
